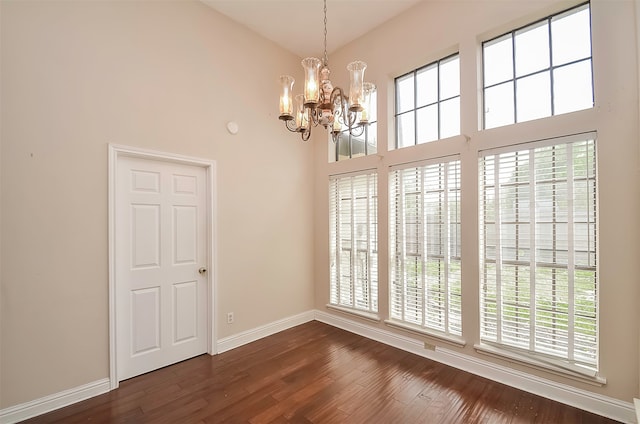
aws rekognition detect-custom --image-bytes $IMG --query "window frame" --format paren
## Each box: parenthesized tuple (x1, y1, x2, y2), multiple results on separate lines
(481, 2, 594, 129)
(388, 156, 464, 344)
(328, 170, 379, 316)
(478, 132, 598, 377)
(394, 52, 461, 149)
(332, 88, 377, 162)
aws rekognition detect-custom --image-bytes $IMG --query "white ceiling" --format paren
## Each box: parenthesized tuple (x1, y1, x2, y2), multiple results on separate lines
(201, 0, 423, 59)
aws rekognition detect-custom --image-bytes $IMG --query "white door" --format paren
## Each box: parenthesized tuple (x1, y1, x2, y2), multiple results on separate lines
(116, 156, 208, 381)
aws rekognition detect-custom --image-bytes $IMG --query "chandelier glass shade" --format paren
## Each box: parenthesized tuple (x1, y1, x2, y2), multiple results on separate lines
(278, 0, 375, 143)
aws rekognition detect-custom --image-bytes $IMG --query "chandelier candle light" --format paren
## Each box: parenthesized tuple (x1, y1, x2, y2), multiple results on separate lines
(278, 0, 375, 143)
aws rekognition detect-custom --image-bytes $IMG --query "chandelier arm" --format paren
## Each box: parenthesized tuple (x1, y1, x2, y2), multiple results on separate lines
(309, 106, 320, 127)
(301, 125, 312, 142)
(284, 119, 299, 132)
(346, 110, 358, 128)
(349, 123, 365, 137)
(327, 87, 368, 137)
(329, 88, 348, 125)
(338, 89, 356, 132)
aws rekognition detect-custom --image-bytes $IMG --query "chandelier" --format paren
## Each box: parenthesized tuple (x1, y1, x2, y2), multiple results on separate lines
(277, 0, 375, 143)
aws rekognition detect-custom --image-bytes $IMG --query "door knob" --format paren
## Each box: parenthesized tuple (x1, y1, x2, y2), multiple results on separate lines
(198, 267, 207, 275)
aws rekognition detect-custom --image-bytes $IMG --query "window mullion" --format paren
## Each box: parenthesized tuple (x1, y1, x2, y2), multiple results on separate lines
(567, 143, 575, 361)
(529, 149, 537, 351)
(511, 33, 517, 123)
(399, 172, 407, 322)
(350, 178, 356, 308)
(481, 161, 487, 335)
(494, 155, 503, 343)
(335, 181, 342, 305)
(547, 16, 555, 116)
(414, 70, 418, 146)
(443, 162, 451, 333)
(366, 174, 372, 311)
(348, 134, 353, 160)
(420, 169, 427, 327)
(437, 60, 441, 139)
(364, 125, 369, 156)
(586, 144, 598, 267)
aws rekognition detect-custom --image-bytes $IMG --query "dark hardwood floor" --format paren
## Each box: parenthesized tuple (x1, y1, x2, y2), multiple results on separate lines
(22, 321, 620, 423)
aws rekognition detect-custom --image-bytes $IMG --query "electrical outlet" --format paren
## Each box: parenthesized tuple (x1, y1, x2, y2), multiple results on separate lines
(227, 312, 234, 324)
(424, 341, 436, 351)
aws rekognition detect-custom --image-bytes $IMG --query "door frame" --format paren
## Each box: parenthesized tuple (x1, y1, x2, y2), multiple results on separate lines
(108, 144, 218, 390)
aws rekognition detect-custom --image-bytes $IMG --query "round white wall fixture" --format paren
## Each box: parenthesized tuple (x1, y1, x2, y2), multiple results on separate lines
(226, 121, 239, 135)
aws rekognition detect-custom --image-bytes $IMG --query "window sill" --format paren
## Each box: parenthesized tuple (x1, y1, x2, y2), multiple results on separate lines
(384, 319, 466, 348)
(474, 342, 606, 386)
(325, 304, 381, 323)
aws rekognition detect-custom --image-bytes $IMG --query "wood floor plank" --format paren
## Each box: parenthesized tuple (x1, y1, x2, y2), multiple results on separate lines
(20, 321, 621, 423)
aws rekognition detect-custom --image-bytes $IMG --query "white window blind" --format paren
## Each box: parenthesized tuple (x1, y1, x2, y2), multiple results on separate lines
(329, 172, 378, 313)
(389, 158, 461, 336)
(479, 135, 597, 371)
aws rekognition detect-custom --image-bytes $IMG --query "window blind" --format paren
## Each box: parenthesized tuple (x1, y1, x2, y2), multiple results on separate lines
(329, 172, 378, 313)
(389, 158, 461, 336)
(479, 135, 597, 370)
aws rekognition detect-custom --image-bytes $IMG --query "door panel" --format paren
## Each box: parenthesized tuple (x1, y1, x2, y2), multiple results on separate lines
(173, 280, 198, 343)
(131, 287, 161, 355)
(116, 156, 208, 381)
(131, 204, 160, 269)
(173, 206, 197, 264)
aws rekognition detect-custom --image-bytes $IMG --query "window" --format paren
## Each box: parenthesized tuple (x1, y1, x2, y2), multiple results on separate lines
(395, 54, 460, 148)
(479, 134, 597, 372)
(483, 3, 593, 129)
(389, 158, 462, 336)
(329, 172, 378, 313)
(333, 89, 377, 161)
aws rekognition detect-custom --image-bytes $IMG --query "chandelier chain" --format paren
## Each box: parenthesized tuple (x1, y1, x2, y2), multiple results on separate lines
(323, 0, 328, 67)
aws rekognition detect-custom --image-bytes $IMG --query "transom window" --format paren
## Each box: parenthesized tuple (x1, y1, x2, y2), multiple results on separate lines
(395, 54, 460, 148)
(479, 134, 598, 372)
(389, 158, 462, 336)
(483, 3, 593, 129)
(329, 172, 378, 313)
(333, 89, 377, 162)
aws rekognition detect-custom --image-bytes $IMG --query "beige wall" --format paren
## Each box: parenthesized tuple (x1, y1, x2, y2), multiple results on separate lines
(637, 0, 640, 397)
(2, 0, 639, 413)
(0, 0, 315, 408)
(314, 0, 640, 403)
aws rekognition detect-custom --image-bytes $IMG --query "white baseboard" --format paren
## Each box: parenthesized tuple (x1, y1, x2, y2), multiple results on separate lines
(0, 378, 110, 424)
(2, 312, 634, 424)
(315, 309, 636, 424)
(0, 311, 314, 424)
(217, 310, 315, 354)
